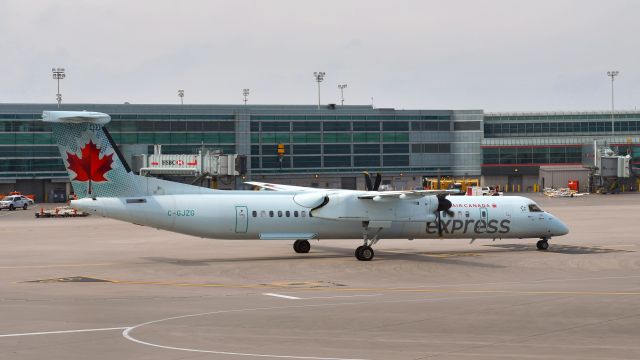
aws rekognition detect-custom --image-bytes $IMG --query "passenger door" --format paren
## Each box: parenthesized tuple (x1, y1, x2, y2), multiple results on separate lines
(235, 206, 248, 233)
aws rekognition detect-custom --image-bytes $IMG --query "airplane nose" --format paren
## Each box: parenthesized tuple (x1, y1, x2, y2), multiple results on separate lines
(550, 216, 569, 236)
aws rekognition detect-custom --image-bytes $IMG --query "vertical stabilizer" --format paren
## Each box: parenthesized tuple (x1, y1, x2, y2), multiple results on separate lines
(44, 111, 215, 198)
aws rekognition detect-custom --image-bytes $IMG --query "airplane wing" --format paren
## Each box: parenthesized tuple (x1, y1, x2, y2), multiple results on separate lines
(357, 189, 455, 200)
(245, 181, 327, 192)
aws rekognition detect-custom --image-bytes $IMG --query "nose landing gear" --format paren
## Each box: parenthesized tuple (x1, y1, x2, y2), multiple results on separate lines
(536, 237, 549, 251)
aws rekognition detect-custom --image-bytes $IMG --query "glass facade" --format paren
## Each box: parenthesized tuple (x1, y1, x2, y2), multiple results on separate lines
(482, 112, 640, 168)
(482, 146, 583, 165)
(247, 111, 457, 173)
(2, 105, 636, 181)
(485, 113, 640, 138)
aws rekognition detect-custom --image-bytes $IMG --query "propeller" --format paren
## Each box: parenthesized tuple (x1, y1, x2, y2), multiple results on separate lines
(373, 172, 382, 191)
(363, 171, 382, 191)
(364, 171, 373, 191)
(435, 194, 454, 237)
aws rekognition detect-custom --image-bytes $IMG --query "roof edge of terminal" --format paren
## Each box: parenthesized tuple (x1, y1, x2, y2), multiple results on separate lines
(486, 109, 640, 116)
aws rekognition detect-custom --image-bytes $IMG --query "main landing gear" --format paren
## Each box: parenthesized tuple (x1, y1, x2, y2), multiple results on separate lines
(355, 222, 382, 261)
(355, 245, 374, 261)
(536, 237, 549, 251)
(293, 239, 311, 253)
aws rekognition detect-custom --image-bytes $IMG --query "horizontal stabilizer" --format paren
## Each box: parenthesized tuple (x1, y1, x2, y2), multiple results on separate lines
(42, 111, 111, 125)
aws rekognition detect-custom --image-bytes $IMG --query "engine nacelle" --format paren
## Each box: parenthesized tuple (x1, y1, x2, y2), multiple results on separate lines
(311, 192, 438, 222)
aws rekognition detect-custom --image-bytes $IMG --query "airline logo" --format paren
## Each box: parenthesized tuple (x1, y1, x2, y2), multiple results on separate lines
(451, 203, 498, 208)
(426, 219, 511, 235)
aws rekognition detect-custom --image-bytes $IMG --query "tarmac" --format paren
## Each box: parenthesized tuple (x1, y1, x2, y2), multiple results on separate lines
(1, 193, 639, 360)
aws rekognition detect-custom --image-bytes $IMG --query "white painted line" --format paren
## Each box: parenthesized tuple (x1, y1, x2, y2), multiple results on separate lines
(302, 294, 382, 300)
(122, 293, 524, 359)
(263, 293, 302, 300)
(0, 327, 128, 338)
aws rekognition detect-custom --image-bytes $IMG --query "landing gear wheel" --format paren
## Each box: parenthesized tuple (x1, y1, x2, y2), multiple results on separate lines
(536, 239, 549, 251)
(23, 203, 28, 210)
(355, 245, 374, 261)
(293, 240, 310, 254)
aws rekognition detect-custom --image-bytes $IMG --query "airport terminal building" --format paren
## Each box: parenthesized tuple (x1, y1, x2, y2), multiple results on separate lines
(0, 103, 638, 200)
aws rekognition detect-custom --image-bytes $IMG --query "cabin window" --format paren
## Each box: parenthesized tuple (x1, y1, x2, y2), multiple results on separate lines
(528, 204, 543, 212)
(465, 211, 469, 218)
(269, 211, 274, 217)
(278, 211, 283, 217)
(252, 211, 257, 217)
(286, 211, 290, 217)
(301, 211, 306, 217)
(261, 210, 266, 217)
(294, 211, 299, 217)
(481, 210, 486, 218)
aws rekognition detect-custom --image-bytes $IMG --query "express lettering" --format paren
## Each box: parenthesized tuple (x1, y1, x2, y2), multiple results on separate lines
(426, 218, 510, 235)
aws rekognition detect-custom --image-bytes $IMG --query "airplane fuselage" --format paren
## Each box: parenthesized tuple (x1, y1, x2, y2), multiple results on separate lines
(73, 193, 568, 241)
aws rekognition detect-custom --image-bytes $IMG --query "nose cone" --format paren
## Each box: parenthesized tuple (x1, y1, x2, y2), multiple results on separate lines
(70, 198, 104, 216)
(550, 216, 569, 236)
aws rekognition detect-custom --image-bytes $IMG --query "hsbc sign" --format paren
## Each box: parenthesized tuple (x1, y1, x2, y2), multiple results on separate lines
(161, 159, 186, 166)
(148, 155, 199, 169)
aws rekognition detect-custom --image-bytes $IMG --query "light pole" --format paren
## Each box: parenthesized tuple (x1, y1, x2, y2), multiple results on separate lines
(313, 71, 325, 109)
(607, 70, 619, 136)
(178, 89, 184, 104)
(243, 88, 250, 105)
(338, 84, 347, 106)
(52, 68, 65, 108)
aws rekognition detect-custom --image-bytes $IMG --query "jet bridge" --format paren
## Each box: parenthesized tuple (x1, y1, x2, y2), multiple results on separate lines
(135, 145, 246, 178)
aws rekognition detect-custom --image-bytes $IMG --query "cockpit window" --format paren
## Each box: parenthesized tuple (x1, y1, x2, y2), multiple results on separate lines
(528, 204, 543, 212)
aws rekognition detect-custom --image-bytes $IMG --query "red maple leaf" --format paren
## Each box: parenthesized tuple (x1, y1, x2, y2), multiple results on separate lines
(66, 140, 113, 192)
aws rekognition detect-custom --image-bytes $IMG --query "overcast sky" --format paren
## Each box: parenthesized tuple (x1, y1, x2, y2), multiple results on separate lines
(1, 0, 638, 112)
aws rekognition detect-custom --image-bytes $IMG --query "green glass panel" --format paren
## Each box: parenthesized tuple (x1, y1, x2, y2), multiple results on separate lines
(382, 132, 409, 142)
(170, 133, 186, 143)
(154, 133, 171, 144)
(292, 133, 321, 143)
(251, 133, 260, 143)
(202, 133, 220, 143)
(0, 133, 15, 143)
(353, 133, 380, 143)
(186, 133, 203, 143)
(32, 133, 53, 144)
(323, 133, 351, 143)
(261, 133, 276, 143)
(218, 133, 236, 143)
(137, 133, 155, 143)
(14, 133, 33, 144)
(120, 133, 137, 144)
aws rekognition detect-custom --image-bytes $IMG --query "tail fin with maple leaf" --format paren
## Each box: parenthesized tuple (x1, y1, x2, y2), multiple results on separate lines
(43, 111, 216, 198)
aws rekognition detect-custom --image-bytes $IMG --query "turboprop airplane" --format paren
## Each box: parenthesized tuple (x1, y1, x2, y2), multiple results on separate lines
(44, 111, 569, 261)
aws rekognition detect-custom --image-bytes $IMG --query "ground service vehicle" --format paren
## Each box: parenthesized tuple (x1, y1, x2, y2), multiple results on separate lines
(0, 195, 31, 210)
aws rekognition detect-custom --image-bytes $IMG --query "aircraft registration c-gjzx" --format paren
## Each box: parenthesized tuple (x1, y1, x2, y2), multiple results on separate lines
(43, 111, 569, 261)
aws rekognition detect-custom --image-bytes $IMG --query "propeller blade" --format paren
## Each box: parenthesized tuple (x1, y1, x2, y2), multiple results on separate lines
(436, 194, 452, 212)
(373, 173, 382, 191)
(435, 194, 452, 238)
(363, 171, 372, 191)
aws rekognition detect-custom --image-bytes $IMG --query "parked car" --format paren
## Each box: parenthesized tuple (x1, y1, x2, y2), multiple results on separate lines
(0, 195, 32, 210)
